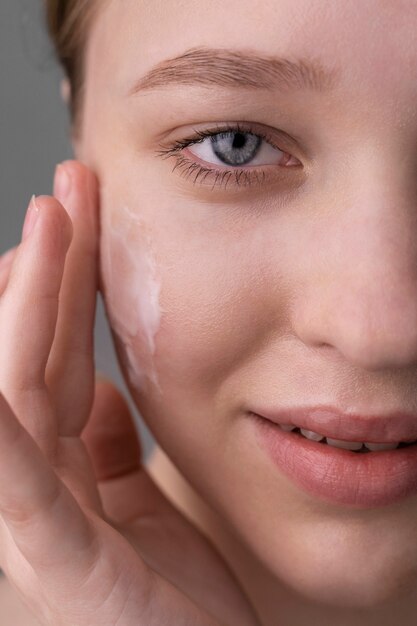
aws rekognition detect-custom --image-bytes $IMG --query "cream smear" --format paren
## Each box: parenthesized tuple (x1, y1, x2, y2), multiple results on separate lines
(101, 203, 163, 395)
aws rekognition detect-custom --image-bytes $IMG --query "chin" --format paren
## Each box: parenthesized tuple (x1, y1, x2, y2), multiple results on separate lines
(263, 532, 417, 609)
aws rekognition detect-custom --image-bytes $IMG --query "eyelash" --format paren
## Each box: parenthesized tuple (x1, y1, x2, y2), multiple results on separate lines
(155, 122, 300, 191)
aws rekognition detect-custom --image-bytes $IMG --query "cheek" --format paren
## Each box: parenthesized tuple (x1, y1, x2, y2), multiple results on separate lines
(100, 204, 163, 394)
(99, 201, 280, 412)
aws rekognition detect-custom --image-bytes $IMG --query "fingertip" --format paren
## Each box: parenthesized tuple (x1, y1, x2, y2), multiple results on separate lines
(34, 195, 74, 247)
(0, 246, 18, 266)
(56, 160, 99, 229)
(59, 160, 98, 196)
(59, 159, 88, 176)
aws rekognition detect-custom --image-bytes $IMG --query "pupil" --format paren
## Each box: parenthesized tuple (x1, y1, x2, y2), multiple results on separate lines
(233, 133, 246, 149)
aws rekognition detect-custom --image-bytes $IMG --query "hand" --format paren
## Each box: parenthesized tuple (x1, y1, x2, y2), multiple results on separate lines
(0, 161, 260, 626)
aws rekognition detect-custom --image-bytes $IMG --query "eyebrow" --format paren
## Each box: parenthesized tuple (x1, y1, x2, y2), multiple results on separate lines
(128, 46, 340, 96)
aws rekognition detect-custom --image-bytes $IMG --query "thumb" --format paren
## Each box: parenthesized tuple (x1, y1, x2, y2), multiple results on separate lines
(81, 373, 142, 482)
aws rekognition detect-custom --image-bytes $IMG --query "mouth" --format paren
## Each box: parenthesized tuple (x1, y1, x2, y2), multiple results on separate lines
(250, 412, 417, 508)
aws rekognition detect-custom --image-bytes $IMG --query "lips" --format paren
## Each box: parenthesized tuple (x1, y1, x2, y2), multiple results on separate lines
(250, 404, 417, 444)
(250, 412, 417, 507)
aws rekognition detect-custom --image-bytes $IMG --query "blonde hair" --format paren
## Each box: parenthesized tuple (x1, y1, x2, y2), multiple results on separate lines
(44, 0, 99, 134)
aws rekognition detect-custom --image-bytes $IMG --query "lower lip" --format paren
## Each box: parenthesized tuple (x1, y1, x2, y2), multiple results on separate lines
(250, 413, 417, 508)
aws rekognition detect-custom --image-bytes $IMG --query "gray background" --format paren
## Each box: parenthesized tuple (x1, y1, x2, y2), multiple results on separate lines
(0, 1, 155, 459)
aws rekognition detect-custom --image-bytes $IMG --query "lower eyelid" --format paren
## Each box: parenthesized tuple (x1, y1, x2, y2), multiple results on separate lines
(171, 153, 301, 192)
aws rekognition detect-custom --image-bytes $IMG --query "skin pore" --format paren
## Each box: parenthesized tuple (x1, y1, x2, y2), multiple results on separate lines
(63, 0, 417, 624)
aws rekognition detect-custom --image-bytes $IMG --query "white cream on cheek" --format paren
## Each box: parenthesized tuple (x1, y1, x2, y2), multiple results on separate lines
(100, 203, 163, 395)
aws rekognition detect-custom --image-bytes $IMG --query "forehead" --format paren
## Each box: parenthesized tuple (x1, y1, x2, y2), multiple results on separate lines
(85, 0, 417, 110)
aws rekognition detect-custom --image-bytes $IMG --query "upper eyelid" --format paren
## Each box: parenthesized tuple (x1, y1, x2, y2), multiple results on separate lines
(186, 128, 283, 155)
(155, 122, 291, 157)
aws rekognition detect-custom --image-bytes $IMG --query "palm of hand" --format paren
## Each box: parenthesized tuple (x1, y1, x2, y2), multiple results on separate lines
(0, 162, 259, 626)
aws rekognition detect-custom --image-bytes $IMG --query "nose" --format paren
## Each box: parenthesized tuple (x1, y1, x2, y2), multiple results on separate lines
(292, 161, 417, 371)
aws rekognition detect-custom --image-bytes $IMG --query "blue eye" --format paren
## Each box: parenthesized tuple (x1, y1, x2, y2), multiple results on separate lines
(192, 131, 267, 167)
(155, 122, 302, 191)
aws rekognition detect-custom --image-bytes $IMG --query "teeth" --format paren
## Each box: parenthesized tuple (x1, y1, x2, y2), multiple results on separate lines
(363, 441, 399, 451)
(325, 437, 364, 451)
(300, 428, 325, 442)
(279, 423, 410, 451)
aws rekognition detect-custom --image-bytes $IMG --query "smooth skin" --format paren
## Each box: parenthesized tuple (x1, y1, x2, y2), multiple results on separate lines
(3, 0, 417, 624)
(0, 162, 259, 625)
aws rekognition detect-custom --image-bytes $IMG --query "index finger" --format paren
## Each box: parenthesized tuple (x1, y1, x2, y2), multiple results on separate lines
(45, 161, 100, 437)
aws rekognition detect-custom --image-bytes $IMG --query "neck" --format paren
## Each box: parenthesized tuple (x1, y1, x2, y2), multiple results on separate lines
(146, 445, 416, 626)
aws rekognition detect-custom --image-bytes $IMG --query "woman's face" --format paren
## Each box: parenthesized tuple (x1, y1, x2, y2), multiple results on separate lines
(77, 0, 417, 608)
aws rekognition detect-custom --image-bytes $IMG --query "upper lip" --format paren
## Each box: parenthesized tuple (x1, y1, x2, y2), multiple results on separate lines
(251, 405, 417, 443)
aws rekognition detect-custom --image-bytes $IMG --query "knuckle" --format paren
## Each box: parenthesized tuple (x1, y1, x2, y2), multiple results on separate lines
(5, 481, 61, 527)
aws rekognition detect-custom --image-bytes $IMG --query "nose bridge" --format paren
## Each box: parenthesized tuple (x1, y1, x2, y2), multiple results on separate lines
(292, 152, 417, 371)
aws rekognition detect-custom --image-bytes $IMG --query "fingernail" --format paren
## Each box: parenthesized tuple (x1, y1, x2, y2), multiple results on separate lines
(54, 163, 71, 203)
(22, 195, 40, 241)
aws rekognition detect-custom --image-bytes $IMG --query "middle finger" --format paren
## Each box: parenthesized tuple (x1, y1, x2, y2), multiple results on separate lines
(0, 195, 73, 453)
